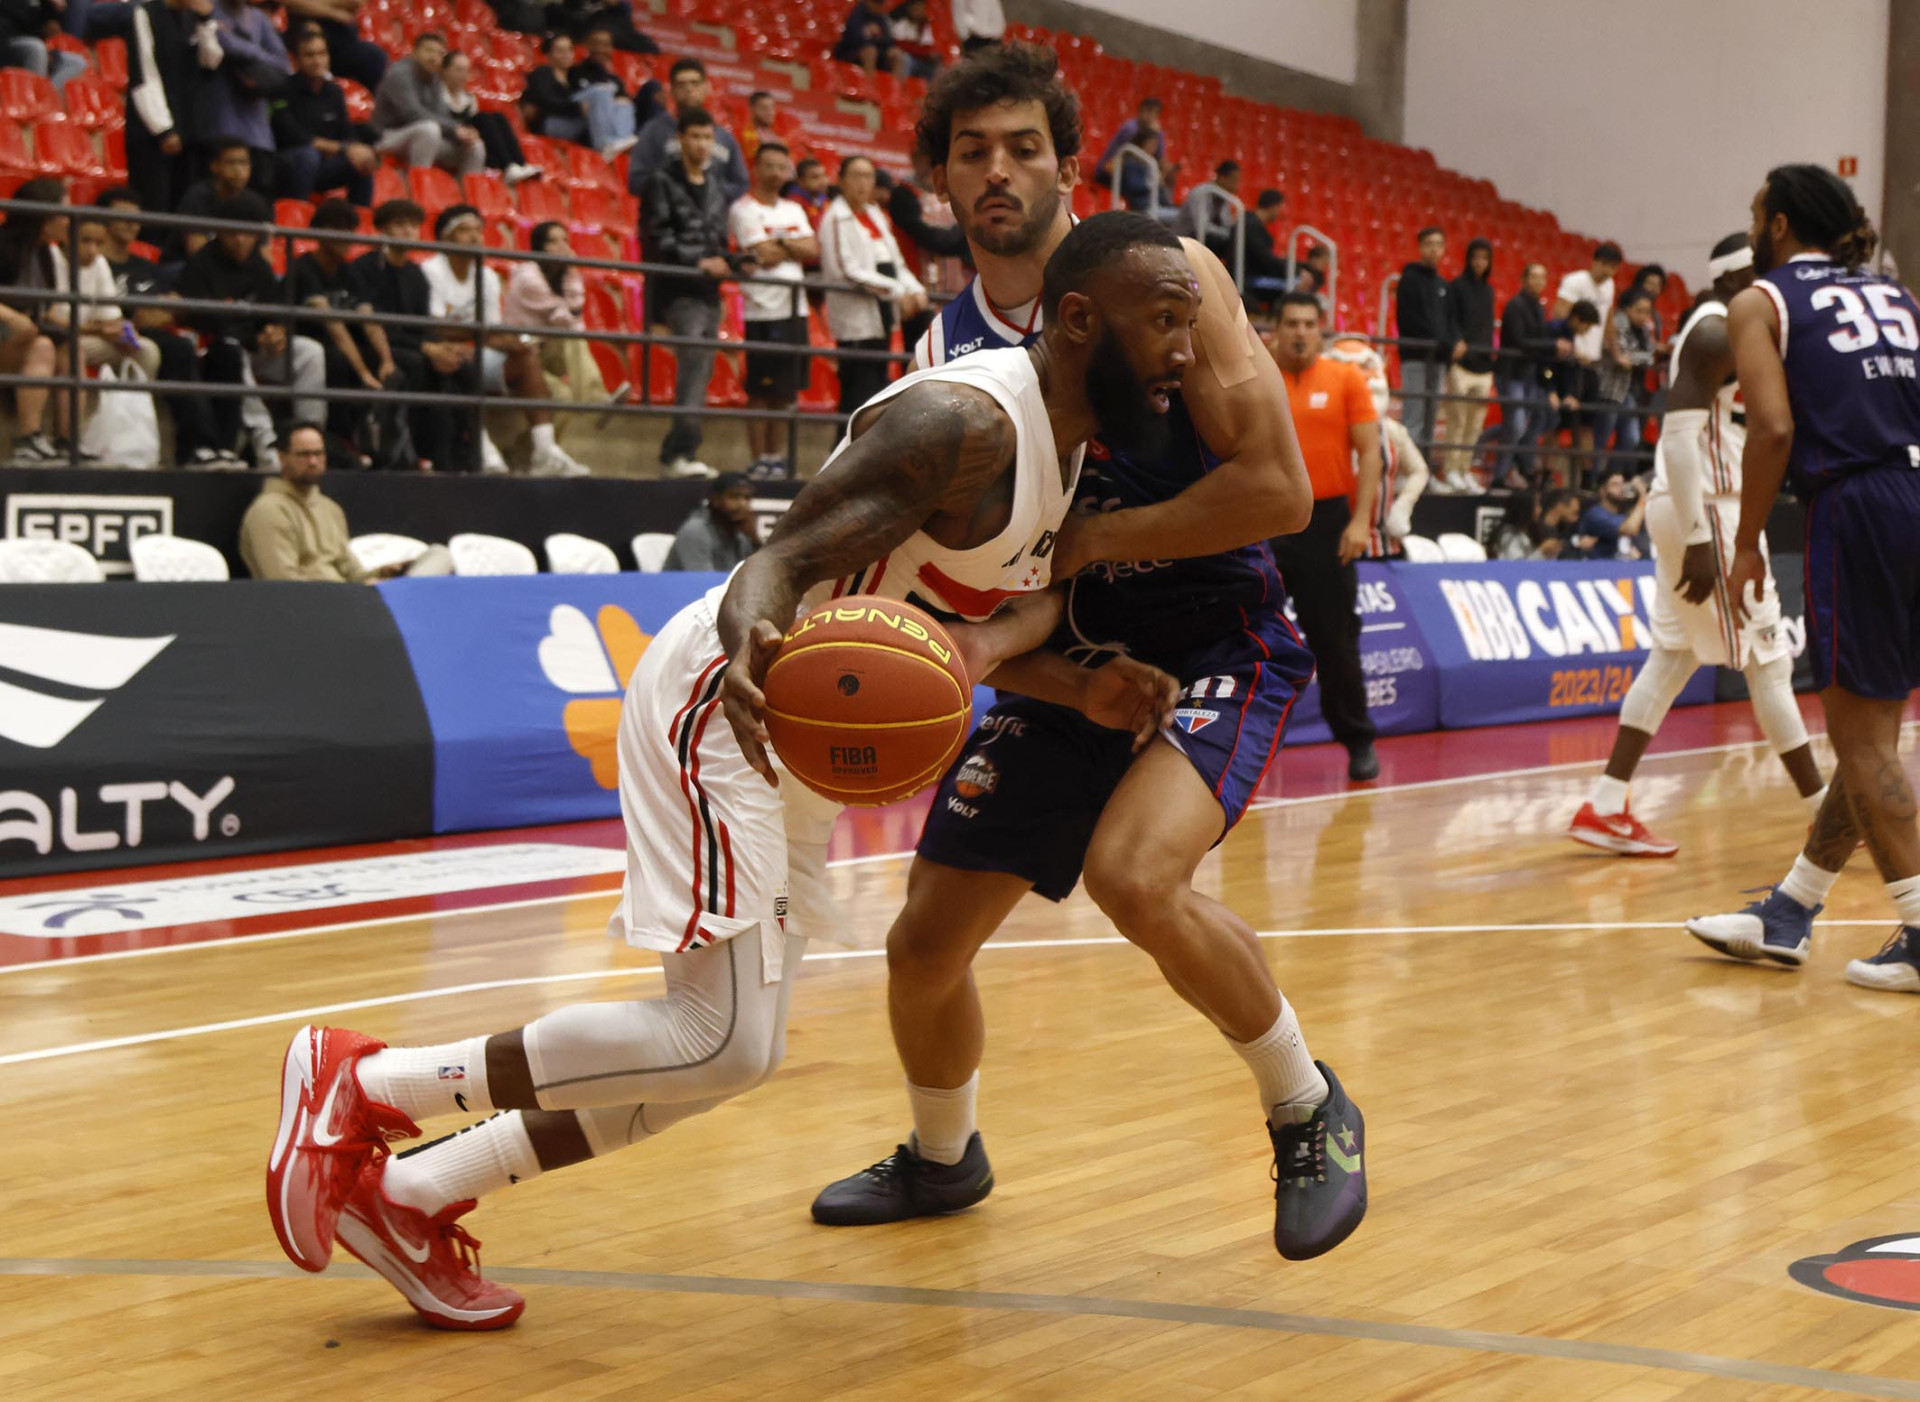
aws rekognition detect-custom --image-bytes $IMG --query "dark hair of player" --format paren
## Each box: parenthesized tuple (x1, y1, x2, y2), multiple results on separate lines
(1040, 211, 1181, 321)
(1711, 230, 1749, 261)
(1762, 163, 1878, 271)
(914, 41, 1082, 166)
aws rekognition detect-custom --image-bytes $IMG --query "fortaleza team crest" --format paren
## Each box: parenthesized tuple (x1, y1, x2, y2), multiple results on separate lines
(1789, 1234, 1920, 1310)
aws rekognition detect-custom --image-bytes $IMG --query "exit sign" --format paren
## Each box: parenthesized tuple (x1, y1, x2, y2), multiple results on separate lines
(1839, 155, 1859, 176)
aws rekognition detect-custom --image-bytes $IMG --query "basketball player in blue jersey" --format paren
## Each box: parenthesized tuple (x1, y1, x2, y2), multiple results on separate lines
(812, 44, 1369, 1261)
(1687, 165, 1920, 991)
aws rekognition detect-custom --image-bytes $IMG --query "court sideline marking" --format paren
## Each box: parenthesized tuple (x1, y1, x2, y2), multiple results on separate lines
(0, 919, 1899, 1067)
(0, 723, 1873, 979)
(0, 1256, 1914, 1398)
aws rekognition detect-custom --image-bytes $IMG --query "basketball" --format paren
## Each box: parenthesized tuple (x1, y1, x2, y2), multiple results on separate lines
(761, 600, 972, 807)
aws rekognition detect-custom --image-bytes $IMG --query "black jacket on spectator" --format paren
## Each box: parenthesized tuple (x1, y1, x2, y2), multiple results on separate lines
(349, 249, 431, 353)
(642, 161, 730, 308)
(1499, 291, 1556, 387)
(1396, 261, 1448, 362)
(886, 181, 967, 263)
(176, 242, 284, 350)
(545, 0, 657, 50)
(567, 56, 627, 97)
(522, 67, 583, 131)
(271, 75, 366, 151)
(288, 251, 368, 349)
(1447, 239, 1495, 375)
(1241, 212, 1290, 281)
(0, 0, 43, 46)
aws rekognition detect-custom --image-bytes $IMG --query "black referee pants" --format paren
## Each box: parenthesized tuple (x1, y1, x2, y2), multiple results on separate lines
(1269, 495, 1376, 751)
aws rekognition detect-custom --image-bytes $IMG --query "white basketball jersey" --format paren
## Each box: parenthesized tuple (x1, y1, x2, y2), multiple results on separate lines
(1653, 300, 1747, 498)
(804, 346, 1083, 622)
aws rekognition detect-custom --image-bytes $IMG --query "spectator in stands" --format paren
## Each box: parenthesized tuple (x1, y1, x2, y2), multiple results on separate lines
(95, 185, 228, 464)
(50, 213, 163, 393)
(1553, 239, 1622, 480)
(2, 0, 87, 89)
(176, 190, 325, 469)
(1594, 287, 1657, 479)
(1097, 96, 1175, 213)
(887, 142, 965, 348)
(546, 0, 656, 52)
(951, 0, 1003, 53)
(421, 203, 590, 476)
(199, 0, 291, 195)
(1436, 235, 1493, 494)
(663, 470, 759, 570)
(280, 0, 387, 93)
(730, 140, 818, 483)
(1494, 260, 1554, 490)
(350, 197, 440, 469)
(1234, 188, 1289, 309)
(523, 32, 637, 160)
(1491, 486, 1583, 561)
(126, 0, 220, 218)
(1268, 289, 1383, 782)
(788, 156, 831, 224)
(441, 51, 540, 186)
(835, 0, 905, 77)
(0, 179, 77, 463)
(890, 0, 939, 80)
(1174, 159, 1241, 256)
(289, 197, 388, 443)
(272, 26, 378, 206)
(641, 106, 731, 478)
(240, 424, 370, 579)
(1540, 298, 1600, 485)
(1394, 225, 1448, 451)
(503, 219, 611, 409)
(371, 32, 484, 175)
(1573, 468, 1647, 560)
(627, 57, 747, 203)
(739, 89, 783, 163)
(1625, 262, 1667, 344)
(167, 139, 252, 263)
(819, 153, 922, 418)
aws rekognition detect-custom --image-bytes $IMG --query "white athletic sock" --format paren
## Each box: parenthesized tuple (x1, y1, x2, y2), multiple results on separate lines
(1888, 875, 1920, 928)
(1229, 1001, 1328, 1120)
(356, 1038, 494, 1123)
(382, 1111, 541, 1217)
(1780, 854, 1840, 910)
(530, 422, 556, 455)
(906, 1073, 978, 1166)
(1803, 784, 1829, 819)
(1589, 774, 1629, 815)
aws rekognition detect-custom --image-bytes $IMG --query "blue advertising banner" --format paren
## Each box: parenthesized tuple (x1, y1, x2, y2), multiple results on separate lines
(1388, 558, 1716, 729)
(1284, 563, 1440, 746)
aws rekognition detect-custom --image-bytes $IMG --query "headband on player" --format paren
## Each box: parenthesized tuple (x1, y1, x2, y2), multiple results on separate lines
(1707, 245, 1754, 279)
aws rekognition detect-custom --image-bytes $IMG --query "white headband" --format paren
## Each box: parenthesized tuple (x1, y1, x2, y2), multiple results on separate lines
(1707, 245, 1754, 279)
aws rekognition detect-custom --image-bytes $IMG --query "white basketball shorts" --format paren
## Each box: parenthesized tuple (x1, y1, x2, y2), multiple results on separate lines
(1646, 491, 1791, 670)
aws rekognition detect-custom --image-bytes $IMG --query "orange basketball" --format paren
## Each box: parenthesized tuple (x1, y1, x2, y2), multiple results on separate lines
(762, 599, 972, 807)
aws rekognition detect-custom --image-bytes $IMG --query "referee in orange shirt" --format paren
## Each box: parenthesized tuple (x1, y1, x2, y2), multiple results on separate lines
(1270, 291, 1385, 781)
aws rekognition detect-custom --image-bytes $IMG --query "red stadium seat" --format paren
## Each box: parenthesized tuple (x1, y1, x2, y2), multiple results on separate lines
(0, 70, 59, 124)
(35, 123, 105, 178)
(274, 199, 315, 228)
(62, 74, 120, 132)
(561, 144, 621, 197)
(464, 171, 517, 239)
(372, 164, 410, 206)
(339, 79, 374, 123)
(411, 165, 464, 220)
(516, 177, 570, 228)
(92, 37, 127, 86)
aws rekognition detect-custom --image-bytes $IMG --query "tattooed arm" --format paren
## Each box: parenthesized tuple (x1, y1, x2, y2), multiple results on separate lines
(716, 381, 1016, 781)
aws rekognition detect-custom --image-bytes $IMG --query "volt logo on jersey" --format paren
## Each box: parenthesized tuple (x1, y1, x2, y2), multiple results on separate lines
(1173, 707, 1221, 734)
(0, 621, 174, 749)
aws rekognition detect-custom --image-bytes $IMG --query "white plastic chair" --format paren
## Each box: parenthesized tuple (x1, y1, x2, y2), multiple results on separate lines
(1437, 531, 1489, 563)
(1398, 533, 1445, 564)
(131, 534, 230, 582)
(0, 539, 103, 582)
(449, 532, 539, 577)
(631, 532, 675, 573)
(349, 533, 431, 576)
(545, 532, 620, 575)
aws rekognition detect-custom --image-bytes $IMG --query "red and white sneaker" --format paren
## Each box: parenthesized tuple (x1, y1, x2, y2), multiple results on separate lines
(1567, 802, 1679, 858)
(334, 1160, 525, 1330)
(267, 1026, 419, 1273)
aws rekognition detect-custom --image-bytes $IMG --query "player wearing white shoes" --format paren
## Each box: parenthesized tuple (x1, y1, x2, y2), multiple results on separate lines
(263, 214, 1192, 1328)
(1569, 232, 1825, 857)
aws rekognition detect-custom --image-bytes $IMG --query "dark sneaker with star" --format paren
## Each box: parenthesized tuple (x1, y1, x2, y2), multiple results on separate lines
(1846, 927, 1920, 992)
(1270, 1060, 1366, 1261)
(810, 1132, 995, 1225)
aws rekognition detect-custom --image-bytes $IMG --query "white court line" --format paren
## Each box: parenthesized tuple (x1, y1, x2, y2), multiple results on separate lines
(0, 721, 1887, 979)
(0, 919, 1902, 1067)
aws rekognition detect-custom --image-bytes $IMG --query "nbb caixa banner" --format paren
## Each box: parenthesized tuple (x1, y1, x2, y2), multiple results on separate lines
(1392, 559, 1716, 729)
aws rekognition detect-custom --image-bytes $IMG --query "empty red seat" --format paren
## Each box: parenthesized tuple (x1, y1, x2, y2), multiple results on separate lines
(372, 163, 410, 206)
(516, 177, 570, 228)
(464, 171, 516, 236)
(62, 74, 120, 132)
(411, 165, 464, 219)
(34, 123, 104, 178)
(0, 70, 59, 124)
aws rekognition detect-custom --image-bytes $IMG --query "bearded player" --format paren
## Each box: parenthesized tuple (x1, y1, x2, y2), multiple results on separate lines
(264, 213, 1193, 1328)
(811, 45, 1368, 1261)
(1567, 231, 1826, 857)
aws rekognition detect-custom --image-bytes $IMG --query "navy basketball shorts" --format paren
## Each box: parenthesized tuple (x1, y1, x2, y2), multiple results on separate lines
(916, 629, 1310, 901)
(1803, 467, 1920, 700)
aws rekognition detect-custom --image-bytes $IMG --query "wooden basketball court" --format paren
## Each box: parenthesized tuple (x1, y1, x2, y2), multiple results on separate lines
(5, 701, 1920, 1400)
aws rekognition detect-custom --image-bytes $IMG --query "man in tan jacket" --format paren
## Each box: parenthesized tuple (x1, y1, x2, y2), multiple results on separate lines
(239, 424, 383, 582)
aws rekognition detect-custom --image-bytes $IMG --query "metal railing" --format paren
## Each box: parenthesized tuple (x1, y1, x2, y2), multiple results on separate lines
(1106, 142, 1163, 213)
(0, 196, 929, 473)
(1284, 223, 1338, 312)
(1183, 181, 1245, 289)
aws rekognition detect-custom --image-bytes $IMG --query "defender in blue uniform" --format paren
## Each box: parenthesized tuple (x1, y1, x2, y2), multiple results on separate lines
(812, 43, 1368, 1261)
(1687, 164, 1920, 992)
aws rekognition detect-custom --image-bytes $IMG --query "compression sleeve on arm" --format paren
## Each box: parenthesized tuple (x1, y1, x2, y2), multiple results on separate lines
(1659, 408, 1713, 547)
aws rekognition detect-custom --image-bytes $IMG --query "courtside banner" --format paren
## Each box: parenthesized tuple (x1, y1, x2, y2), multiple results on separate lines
(1284, 563, 1440, 746)
(0, 583, 434, 877)
(380, 573, 719, 833)
(1390, 559, 1716, 729)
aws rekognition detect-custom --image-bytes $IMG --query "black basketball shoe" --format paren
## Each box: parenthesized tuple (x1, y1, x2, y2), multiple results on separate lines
(811, 1133, 995, 1226)
(1269, 1061, 1367, 1260)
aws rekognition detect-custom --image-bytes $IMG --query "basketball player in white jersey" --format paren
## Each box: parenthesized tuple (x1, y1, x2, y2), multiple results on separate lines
(263, 213, 1192, 1329)
(1568, 232, 1826, 856)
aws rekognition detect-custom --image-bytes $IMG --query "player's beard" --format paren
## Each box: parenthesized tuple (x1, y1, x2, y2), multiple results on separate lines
(967, 183, 1063, 258)
(1085, 327, 1172, 462)
(1752, 225, 1778, 274)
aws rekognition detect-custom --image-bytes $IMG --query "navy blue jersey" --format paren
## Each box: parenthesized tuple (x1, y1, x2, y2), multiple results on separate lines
(918, 275, 1292, 673)
(1756, 254, 1920, 494)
